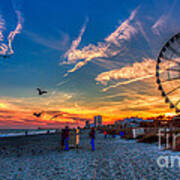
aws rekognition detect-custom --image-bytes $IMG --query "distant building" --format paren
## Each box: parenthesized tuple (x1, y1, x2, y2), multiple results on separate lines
(94, 117, 96, 128)
(115, 120, 122, 126)
(85, 120, 90, 128)
(115, 118, 154, 128)
(90, 123, 94, 128)
(97, 115, 102, 127)
(171, 115, 180, 127)
(94, 115, 102, 127)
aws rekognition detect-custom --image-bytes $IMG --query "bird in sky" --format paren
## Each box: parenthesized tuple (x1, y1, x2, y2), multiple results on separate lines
(37, 88, 47, 95)
(3, 55, 9, 59)
(33, 112, 43, 118)
(50, 114, 61, 120)
(0, 54, 11, 59)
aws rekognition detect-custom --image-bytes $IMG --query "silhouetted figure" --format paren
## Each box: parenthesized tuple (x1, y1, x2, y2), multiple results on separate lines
(112, 129, 116, 138)
(104, 130, 107, 139)
(33, 112, 43, 118)
(120, 131, 124, 137)
(61, 129, 66, 150)
(64, 126, 70, 151)
(25, 130, 28, 136)
(89, 127, 95, 151)
(76, 127, 80, 151)
(37, 88, 47, 95)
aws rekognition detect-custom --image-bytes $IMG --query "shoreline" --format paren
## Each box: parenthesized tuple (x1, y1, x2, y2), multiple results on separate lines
(0, 133, 61, 157)
(0, 129, 57, 138)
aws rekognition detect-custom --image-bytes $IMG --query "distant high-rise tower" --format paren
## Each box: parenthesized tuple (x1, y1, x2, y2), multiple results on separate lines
(94, 115, 102, 127)
(94, 116, 97, 127)
(85, 120, 90, 128)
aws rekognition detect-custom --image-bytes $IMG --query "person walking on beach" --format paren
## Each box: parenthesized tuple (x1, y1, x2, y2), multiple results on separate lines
(112, 129, 116, 138)
(64, 126, 70, 151)
(76, 127, 80, 151)
(104, 130, 107, 139)
(89, 127, 95, 151)
(61, 129, 66, 150)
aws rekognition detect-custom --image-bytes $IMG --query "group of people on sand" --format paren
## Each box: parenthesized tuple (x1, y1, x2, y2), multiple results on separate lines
(103, 129, 121, 139)
(60, 126, 96, 151)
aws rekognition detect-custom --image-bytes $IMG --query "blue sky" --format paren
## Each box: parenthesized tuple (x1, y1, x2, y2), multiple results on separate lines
(0, 0, 180, 128)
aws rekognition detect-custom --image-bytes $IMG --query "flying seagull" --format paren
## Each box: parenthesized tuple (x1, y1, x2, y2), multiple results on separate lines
(3, 55, 9, 59)
(50, 114, 61, 120)
(33, 112, 43, 118)
(0, 54, 11, 59)
(37, 88, 47, 95)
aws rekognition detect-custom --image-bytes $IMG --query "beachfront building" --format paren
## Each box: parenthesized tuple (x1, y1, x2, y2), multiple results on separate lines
(115, 120, 123, 127)
(170, 115, 180, 127)
(115, 117, 148, 128)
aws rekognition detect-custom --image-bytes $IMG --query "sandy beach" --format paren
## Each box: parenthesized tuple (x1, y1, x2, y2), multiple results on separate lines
(0, 131, 179, 180)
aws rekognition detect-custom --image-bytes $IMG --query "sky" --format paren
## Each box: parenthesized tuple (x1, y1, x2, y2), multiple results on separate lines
(0, 0, 180, 128)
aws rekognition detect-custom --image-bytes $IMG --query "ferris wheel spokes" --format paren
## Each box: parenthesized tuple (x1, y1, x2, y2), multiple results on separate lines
(161, 76, 180, 83)
(156, 33, 180, 113)
(165, 85, 180, 96)
(167, 46, 180, 57)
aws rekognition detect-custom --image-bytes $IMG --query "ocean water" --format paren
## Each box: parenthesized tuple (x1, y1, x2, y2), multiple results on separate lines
(0, 129, 57, 137)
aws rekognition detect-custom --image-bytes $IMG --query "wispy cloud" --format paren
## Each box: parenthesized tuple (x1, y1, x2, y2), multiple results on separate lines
(25, 30, 69, 51)
(95, 58, 176, 92)
(8, 11, 23, 41)
(63, 17, 89, 64)
(8, 10, 23, 54)
(105, 8, 138, 45)
(63, 8, 139, 76)
(0, 10, 23, 56)
(96, 58, 156, 85)
(64, 43, 109, 76)
(152, 15, 167, 35)
(63, 4, 180, 78)
(0, 15, 6, 53)
(0, 15, 5, 41)
(0, 43, 8, 55)
(102, 74, 154, 92)
(136, 21, 150, 45)
(0, 32, 3, 41)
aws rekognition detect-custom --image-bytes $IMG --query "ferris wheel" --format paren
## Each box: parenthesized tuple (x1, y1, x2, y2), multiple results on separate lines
(156, 33, 180, 113)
